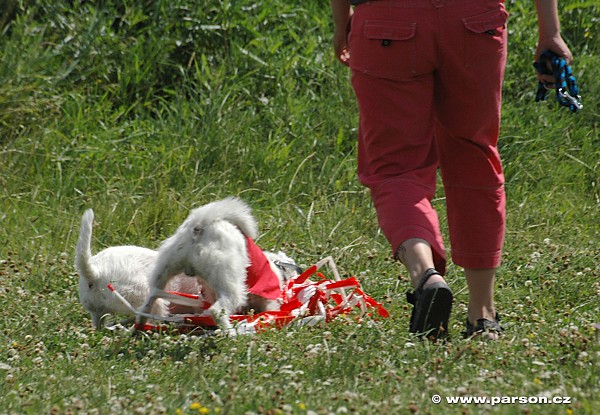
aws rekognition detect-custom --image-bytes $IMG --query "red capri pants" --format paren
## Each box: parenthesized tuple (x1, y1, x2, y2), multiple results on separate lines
(348, 0, 508, 275)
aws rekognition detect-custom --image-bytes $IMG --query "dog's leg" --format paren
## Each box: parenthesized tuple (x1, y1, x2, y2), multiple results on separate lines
(205, 278, 246, 335)
(136, 288, 160, 327)
(208, 299, 236, 335)
(136, 266, 175, 327)
(91, 311, 103, 329)
(136, 229, 192, 328)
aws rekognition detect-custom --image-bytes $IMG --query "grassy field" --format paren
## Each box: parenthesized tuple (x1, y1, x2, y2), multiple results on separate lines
(0, 0, 598, 414)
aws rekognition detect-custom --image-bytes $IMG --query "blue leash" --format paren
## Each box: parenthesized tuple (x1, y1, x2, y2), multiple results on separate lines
(533, 51, 583, 113)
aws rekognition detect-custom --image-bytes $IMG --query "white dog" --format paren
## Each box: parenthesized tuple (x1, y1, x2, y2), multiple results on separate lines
(136, 197, 298, 334)
(75, 209, 171, 328)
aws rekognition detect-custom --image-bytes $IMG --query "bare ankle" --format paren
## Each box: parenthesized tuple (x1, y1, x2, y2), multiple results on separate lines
(396, 239, 438, 287)
(410, 268, 447, 290)
(467, 305, 497, 323)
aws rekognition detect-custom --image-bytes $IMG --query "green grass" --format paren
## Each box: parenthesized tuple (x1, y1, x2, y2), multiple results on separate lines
(0, 0, 598, 414)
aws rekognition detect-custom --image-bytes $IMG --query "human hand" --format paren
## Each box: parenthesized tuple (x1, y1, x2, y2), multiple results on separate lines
(331, 0, 352, 66)
(535, 35, 573, 86)
(333, 25, 350, 66)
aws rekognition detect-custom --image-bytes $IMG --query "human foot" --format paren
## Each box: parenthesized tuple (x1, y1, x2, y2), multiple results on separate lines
(464, 314, 503, 340)
(407, 268, 453, 340)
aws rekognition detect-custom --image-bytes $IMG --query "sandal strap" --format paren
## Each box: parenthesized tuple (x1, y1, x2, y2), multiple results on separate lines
(406, 268, 442, 305)
(416, 268, 442, 291)
(464, 313, 503, 336)
(480, 318, 503, 332)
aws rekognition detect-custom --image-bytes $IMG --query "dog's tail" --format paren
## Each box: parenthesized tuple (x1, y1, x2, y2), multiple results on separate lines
(190, 197, 259, 239)
(75, 209, 98, 284)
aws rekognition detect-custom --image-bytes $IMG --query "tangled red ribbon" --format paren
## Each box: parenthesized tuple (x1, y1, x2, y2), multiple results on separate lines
(131, 259, 389, 334)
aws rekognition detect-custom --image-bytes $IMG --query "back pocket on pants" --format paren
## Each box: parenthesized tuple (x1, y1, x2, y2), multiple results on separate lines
(349, 19, 417, 77)
(462, 8, 508, 68)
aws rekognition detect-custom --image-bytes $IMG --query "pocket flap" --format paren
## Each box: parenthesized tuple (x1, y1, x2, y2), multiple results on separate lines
(364, 20, 416, 41)
(462, 9, 508, 33)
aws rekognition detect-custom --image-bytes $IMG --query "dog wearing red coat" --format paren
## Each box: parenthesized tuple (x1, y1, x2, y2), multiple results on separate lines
(136, 197, 297, 334)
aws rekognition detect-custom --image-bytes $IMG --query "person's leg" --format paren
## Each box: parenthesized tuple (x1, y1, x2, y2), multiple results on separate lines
(465, 268, 496, 321)
(348, 2, 452, 338)
(397, 238, 446, 289)
(465, 268, 500, 339)
(349, 1, 447, 275)
(434, 0, 509, 334)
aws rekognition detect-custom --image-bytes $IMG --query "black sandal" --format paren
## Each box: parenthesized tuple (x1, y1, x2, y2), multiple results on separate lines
(406, 268, 453, 340)
(464, 314, 503, 338)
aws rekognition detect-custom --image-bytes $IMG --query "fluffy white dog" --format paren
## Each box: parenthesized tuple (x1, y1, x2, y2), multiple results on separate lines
(136, 197, 297, 334)
(75, 209, 171, 328)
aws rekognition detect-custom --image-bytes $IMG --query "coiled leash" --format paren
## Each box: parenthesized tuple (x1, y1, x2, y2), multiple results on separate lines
(534, 51, 583, 113)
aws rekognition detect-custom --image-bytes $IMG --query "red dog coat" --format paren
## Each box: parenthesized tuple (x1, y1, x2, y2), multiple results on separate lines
(245, 236, 282, 300)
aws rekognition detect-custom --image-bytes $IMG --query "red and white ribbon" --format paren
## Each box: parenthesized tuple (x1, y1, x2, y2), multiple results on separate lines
(112, 256, 389, 334)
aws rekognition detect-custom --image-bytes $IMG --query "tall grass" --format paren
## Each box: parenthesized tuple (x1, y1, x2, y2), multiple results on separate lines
(0, 0, 598, 414)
